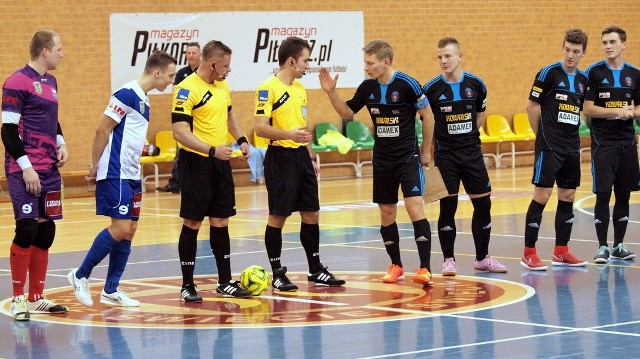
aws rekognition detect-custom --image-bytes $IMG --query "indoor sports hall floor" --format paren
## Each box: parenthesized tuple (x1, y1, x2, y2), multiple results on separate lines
(1, 163, 639, 358)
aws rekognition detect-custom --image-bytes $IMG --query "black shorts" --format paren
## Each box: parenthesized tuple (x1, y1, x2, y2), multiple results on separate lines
(591, 144, 640, 193)
(264, 146, 319, 216)
(372, 155, 423, 204)
(435, 146, 491, 195)
(531, 150, 580, 189)
(179, 150, 236, 221)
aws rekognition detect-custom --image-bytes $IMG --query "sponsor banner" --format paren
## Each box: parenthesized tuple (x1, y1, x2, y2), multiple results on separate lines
(110, 12, 364, 94)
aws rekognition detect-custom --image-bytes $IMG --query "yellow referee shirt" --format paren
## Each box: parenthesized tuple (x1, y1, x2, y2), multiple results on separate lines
(254, 76, 308, 148)
(172, 73, 231, 156)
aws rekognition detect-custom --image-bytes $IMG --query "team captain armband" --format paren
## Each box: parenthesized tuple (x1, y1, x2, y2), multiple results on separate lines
(236, 136, 248, 146)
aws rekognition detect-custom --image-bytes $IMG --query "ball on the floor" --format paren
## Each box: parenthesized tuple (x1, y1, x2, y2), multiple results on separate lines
(240, 265, 270, 296)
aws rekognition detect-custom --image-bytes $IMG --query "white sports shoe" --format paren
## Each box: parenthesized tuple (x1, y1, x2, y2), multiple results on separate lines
(68, 268, 93, 306)
(100, 288, 140, 307)
(11, 295, 30, 321)
(27, 296, 69, 314)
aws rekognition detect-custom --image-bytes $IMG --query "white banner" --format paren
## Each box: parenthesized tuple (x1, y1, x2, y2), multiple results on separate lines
(110, 12, 364, 94)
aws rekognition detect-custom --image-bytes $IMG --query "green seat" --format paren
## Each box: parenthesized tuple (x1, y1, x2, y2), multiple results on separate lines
(314, 122, 340, 151)
(346, 121, 374, 150)
(415, 118, 423, 145)
(579, 117, 591, 137)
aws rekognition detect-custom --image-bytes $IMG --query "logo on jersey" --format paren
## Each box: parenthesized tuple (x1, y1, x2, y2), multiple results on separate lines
(464, 87, 474, 98)
(625, 77, 633, 87)
(577, 83, 585, 94)
(447, 122, 472, 134)
(481, 98, 487, 109)
(555, 94, 568, 101)
(176, 88, 190, 101)
(301, 105, 307, 120)
(108, 103, 126, 117)
(369, 93, 375, 100)
(599, 92, 610, 99)
(33, 82, 42, 94)
(370, 108, 380, 115)
(45, 191, 62, 217)
(557, 112, 579, 125)
(51, 89, 57, 99)
(139, 101, 145, 115)
(440, 106, 452, 113)
(558, 81, 566, 87)
(258, 90, 269, 102)
(118, 205, 129, 216)
(132, 192, 142, 217)
(391, 91, 400, 103)
(438, 94, 447, 100)
(531, 86, 542, 98)
(21, 203, 33, 215)
(601, 78, 609, 84)
(377, 126, 399, 137)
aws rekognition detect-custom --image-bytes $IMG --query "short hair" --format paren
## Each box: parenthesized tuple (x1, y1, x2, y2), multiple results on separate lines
(437, 37, 461, 51)
(564, 29, 588, 51)
(363, 39, 393, 63)
(602, 26, 626, 42)
(277, 36, 311, 66)
(144, 50, 177, 74)
(29, 30, 59, 60)
(201, 40, 232, 61)
(186, 42, 201, 49)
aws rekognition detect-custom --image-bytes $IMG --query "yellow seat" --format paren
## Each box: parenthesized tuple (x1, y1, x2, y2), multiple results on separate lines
(485, 114, 529, 168)
(478, 127, 500, 167)
(512, 113, 536, 140)
(140, 130, 177, 190)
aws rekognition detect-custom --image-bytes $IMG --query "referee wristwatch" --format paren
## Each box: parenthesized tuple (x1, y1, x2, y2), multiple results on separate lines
(208, 146, 216, 158)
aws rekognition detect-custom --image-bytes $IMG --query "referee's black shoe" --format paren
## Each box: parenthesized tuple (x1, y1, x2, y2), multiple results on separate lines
(272, 267, 298, 292)
(308, 266, 346, 286)
(216, 281, 251, 298)
(180, 284, 203, 303)
(156, 184, 180, 194)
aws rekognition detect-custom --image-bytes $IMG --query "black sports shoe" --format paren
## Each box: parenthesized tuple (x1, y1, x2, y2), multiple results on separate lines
(216, 280, 251, 298)
(156, 184, 180, 194)
(272, 267, 298, 292)
(181, 284, 203, 303)
(308, 266, 346, 286)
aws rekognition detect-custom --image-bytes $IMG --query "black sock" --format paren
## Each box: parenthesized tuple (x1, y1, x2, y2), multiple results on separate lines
(594, 192, 611, 247)
(265, 225, 283, 270)
(412, 219, 431, 270)
(438, 196, 458, 259)
(178, 225, 199, 287)
(524, 200, 545, 248)
(210, 226, 231, 284)
(554, 200, 574, 247)
(612, 191, 630, 247)
(380, 222, 402, 267)
(300, 222, 322, 273)
(471, 196, 492, 260)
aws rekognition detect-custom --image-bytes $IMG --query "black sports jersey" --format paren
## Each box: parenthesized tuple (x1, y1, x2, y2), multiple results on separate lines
(423, 72, 486, 151)
(585, 61, 640, 145)
(346, 71, 427, 166)
(528, 61, 588, 152)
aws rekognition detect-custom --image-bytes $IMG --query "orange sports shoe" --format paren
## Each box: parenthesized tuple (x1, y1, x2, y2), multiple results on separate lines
(382, 264, 404, 283)
(412, 268, 434, 286)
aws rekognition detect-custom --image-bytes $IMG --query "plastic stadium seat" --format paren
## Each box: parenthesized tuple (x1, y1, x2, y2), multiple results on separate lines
(346, 121, 375, 175)
(415, 118, 423, 145)
(346, 121, 375, 150)
(485, 114, 528, 168)
(478, 127, 500, 167)
(312, 122, 358, 178)
(512, 113, 536, 140)
(140, 130, 177, 189)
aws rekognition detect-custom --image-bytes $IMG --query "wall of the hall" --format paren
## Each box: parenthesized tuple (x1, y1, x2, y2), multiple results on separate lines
(1, 1, 638, 175)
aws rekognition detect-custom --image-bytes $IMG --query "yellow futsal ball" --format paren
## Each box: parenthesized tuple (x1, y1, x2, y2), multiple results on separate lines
(240, 265, 270, 296)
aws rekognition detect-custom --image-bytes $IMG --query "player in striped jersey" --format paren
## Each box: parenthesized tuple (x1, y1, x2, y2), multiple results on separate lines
(422, 37, 506, 276)
(583, 26, 640, 264)
(320, 39, 434, 286)
(68, 50, 177, 308)
(521, 29, 590, 270)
